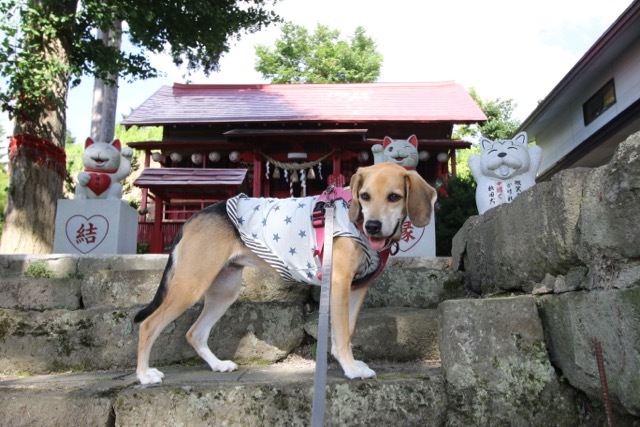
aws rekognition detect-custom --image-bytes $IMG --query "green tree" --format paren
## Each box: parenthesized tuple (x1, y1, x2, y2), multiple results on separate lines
(435, 175, 477, 256)
(456, 87, 521, 141)
(0, 0, 280, 254)
(255, 23, 383, 83)
(455, 88, 522, 178)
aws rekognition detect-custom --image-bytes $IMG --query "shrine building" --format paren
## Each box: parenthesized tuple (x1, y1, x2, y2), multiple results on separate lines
(122, 82, 487, 253)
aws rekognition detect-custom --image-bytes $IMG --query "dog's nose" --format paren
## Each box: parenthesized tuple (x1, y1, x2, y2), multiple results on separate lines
(364, 220, 382, 235)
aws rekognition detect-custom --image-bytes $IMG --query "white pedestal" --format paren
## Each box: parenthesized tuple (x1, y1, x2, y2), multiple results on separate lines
(391, 212, 436, 258)
(53, 199, 138, 254)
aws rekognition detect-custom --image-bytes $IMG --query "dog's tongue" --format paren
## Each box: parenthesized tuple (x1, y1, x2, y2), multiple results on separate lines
(368, 237, 387, 251)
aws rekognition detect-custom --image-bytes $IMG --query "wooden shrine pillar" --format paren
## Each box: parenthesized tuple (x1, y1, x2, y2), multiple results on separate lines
(151, 195, 164, 253)
(332, 151, 342, 176)
(253, 153, 262, 197)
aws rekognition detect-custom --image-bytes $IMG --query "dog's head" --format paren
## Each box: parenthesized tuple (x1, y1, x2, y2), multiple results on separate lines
(348, 163, 437, 251)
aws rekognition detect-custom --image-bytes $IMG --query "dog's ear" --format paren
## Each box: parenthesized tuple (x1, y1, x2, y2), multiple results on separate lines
(404, 172, 437, 227)
(348, 169, 364, 223)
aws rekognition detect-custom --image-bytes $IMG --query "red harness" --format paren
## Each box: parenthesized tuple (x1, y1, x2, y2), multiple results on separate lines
(311, 187, 394, 289)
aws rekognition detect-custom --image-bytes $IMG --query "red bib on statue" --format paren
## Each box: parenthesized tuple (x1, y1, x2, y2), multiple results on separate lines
(87, 173, 112, 196)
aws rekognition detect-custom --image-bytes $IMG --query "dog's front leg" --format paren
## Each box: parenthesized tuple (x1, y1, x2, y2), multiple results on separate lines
(329, 238, 376, 379)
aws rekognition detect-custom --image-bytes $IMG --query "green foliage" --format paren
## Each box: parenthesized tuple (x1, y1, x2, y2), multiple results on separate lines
(0, 1, 74, 121)
(456, 87, 521, 141)
(454, 144, 481, 180)
(0, 0, 282, 121)
(435, 176, 478, 256)
(255, 23, 383, 83)
(64, 137, 84, 196)
(24, 261, 54, 278)
(115, 124, 162, 143)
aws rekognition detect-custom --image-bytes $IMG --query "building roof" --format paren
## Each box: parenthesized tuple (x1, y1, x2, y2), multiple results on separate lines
(518, 1, 640, 179)
(133, 168, 248, 200)
(122, 81, 487, 127)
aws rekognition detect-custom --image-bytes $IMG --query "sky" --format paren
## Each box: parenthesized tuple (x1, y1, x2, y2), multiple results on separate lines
(0, 0, 636, 143)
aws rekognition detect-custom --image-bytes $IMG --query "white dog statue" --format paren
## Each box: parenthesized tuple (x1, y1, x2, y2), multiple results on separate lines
(75, 138, 133, 200)
(468, 132, 542, 214)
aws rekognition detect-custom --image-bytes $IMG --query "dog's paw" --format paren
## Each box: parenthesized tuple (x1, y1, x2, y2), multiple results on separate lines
(343, 361, 376, 379)
(137, 368, 165, 385)
(210, 360, 238, 373)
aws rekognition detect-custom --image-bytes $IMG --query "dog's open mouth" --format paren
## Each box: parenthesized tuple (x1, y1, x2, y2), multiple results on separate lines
(366, 236, 389, 251)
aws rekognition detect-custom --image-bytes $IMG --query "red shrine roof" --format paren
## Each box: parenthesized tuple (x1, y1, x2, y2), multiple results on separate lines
(122, 82, 487, 127)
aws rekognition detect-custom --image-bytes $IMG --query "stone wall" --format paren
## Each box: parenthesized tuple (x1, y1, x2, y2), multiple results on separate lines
(451, 131, 640, 418)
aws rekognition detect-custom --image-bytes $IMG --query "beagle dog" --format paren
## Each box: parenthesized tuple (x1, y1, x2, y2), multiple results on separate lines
(135, 162, 437, 384)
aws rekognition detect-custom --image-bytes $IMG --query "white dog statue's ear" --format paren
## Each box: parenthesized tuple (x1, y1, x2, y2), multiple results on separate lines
(479, 136, 493, 151)
(512, 131, 528, 146)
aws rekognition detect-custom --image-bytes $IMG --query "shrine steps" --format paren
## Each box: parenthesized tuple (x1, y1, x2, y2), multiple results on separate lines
(0, 254, 457, 426)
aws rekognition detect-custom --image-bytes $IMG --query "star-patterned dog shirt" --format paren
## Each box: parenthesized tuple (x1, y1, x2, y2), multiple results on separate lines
(227, 194, 380, 285)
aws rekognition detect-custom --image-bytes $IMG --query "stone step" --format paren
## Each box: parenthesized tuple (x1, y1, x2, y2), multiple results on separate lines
(0, 255, 462, 310)
(0, 361, 446, 426)
(0, 303, 439, 374)
(0, 255, 457, 374)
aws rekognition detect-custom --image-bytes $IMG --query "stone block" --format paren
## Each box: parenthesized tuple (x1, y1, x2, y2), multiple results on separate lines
(438, 296, 578, 426)
(537, 287, 640, 416)
(238, 268, 312, 303)
(364, 267, 464, 309)
(81, 269, 163, 308)
(53, 199, 138, 254)
(114, 370, 446, 426)
(0, 301, 305, 374)
(0, 277, 82, 310)
(305, 307, 440, 361)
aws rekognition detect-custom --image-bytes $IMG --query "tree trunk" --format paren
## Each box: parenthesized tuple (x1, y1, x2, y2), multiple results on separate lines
(0, 22, 69, 254)
(91, 22, 122, 143)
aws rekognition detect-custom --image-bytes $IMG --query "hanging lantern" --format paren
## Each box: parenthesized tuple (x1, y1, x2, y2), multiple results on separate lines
(229, 151, 240, 162)
(170, 152, 182, 163)
(358, 151, 370, 162)
(151, 151, 163, 163)
(437, 152, 449, 163)
(419, 150, 430, 161)
(208, 151, 221, 163)
(191, 153, 203, 165)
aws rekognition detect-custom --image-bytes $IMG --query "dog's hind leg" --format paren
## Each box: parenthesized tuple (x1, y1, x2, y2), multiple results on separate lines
(186, 264, 244, 373)
(136, 273, 210, 385)
(137, 213, 239, 385)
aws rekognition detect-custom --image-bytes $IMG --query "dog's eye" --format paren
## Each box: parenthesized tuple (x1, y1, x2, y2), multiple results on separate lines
(360, 192, 371, 201)
(388, 193, 401, 202)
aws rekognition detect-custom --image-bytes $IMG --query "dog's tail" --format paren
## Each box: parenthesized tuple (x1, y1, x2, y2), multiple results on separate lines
(134, 230, 182, 323)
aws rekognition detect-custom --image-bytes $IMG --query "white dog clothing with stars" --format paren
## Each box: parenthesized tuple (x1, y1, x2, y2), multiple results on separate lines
(227, 194, 380, 285)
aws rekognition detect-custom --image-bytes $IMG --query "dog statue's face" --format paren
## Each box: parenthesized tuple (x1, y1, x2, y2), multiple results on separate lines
(478, 133, 531, 180)
(348, 163, 437, 251)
